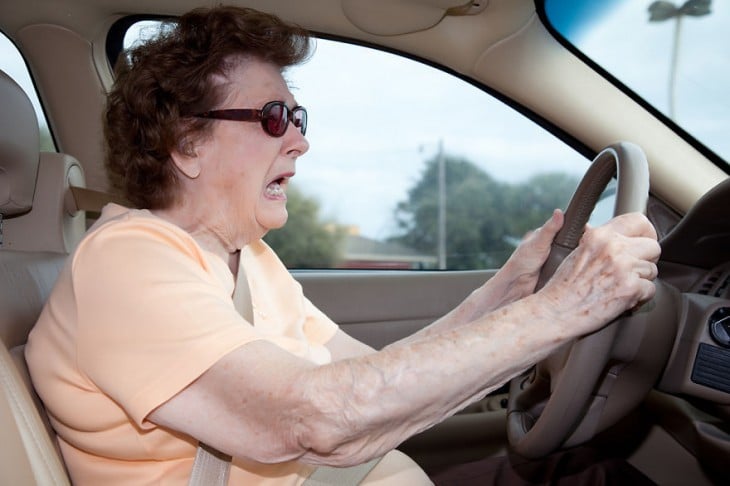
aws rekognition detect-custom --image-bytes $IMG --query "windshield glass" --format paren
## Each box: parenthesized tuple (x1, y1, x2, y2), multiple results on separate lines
(543, 0, 729, 166)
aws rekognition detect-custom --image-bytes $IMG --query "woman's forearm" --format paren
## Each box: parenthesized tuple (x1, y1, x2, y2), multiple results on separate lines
(291, 292, 570, 466)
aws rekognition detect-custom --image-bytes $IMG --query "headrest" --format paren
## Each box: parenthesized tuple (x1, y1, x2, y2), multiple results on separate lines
(2, 153, 86, 253)
(0, 70, 40, 217)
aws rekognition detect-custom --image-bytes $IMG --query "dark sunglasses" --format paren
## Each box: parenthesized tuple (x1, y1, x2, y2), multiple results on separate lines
(193, 101, 307, 138)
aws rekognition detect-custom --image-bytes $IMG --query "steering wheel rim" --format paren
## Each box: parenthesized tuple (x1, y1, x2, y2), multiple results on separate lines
(506, 142, 650, 458)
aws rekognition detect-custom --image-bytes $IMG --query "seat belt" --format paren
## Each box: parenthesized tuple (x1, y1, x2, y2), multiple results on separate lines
(190, 261, 384, 485)
(188, 260, 251, 486)
(68, 186, 128, 213)
(188, 443, 232, 486)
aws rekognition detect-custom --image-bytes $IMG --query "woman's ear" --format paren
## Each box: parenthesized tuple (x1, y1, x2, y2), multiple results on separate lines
(170, 141, 201, 179)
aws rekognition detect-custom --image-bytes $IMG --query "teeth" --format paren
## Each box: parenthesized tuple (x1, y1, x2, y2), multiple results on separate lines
(266, 182, 284, 197)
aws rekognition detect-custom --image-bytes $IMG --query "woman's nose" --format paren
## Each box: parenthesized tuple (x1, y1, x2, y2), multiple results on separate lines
(285, 124, 309, 157)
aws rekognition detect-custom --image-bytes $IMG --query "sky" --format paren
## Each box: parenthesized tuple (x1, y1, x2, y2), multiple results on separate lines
(547, 0, 625, 38)
(1, 1, 728, 239)
(285, 41, 590, 238)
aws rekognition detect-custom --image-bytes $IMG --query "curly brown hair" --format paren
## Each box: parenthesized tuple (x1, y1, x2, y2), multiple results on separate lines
(104, 6, 312, 209)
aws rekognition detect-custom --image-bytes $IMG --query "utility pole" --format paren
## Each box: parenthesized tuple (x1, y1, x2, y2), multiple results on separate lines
(437, 139, 447, 270)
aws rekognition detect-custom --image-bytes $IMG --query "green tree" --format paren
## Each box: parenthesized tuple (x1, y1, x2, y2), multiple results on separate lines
(504, 172, 581, 238)
(391, 154, 579, 269)
(264, 185, 345, 268)
(393, 155, 507, 269)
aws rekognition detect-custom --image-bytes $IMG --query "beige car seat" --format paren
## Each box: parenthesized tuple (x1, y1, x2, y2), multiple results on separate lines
(0, 68, 85, 485)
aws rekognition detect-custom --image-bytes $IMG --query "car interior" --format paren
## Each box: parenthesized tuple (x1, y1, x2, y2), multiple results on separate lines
(1, 0, 729, 484)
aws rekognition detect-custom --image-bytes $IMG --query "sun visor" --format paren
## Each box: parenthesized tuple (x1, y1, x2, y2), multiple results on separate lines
(341, 0, 485, 36)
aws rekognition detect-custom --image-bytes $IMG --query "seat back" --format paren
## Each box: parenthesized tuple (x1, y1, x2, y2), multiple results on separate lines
(0, 252, 70, 486)
(0, 69, 83, 485)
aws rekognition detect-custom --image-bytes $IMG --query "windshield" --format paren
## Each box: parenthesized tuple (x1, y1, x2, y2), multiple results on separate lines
(543, 0, 729, 167)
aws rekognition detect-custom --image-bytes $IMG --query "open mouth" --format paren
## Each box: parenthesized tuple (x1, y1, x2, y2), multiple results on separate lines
(265, 176, 289, 198)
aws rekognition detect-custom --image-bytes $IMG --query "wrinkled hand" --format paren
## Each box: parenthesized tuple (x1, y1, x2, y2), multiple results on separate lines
(497, 209, 565, 300)
(539, 212, 661, 337)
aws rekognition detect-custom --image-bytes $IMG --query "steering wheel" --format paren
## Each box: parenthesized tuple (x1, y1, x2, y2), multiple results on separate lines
(506, 142, 674, 458)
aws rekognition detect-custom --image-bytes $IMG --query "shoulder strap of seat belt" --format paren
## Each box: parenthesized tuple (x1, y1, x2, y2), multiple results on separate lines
(189, 263, 381, 486)
(189, 257, 251, 486)
(68, 185, 128, 213)
(189, 260, 383, 485)
(191, 245, 383, 485)
(188, 442, 232, 486)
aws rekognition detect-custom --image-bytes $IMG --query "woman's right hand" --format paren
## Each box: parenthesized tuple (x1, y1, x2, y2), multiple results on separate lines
(537, 212, 661, 338)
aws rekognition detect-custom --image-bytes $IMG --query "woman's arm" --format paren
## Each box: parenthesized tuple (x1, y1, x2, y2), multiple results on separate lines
(149, 212, 659, 467)
(150, 293, 559, 466)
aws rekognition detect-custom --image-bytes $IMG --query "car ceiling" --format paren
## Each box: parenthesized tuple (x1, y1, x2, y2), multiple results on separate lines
(0, 0, 727, 215)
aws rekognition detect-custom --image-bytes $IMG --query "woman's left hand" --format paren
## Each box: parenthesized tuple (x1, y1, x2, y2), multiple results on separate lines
(486, 209, 564, 307)
(412, 209, 564, 334)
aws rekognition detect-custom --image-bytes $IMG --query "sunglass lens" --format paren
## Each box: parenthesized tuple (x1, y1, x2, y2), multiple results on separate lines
(293, 108, 307, 135)
(264, 103, 287, 137)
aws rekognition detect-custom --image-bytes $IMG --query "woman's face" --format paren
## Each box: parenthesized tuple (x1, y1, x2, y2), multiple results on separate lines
(179, 58, 309, 252)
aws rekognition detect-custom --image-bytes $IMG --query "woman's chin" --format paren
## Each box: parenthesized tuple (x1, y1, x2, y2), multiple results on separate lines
(258, 211, 288, 232)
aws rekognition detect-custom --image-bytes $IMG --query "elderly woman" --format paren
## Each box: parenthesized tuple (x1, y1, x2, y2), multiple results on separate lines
(26, 5, 660, 486)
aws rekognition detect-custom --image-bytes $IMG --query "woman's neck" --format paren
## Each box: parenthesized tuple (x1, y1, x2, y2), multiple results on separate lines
(151, 206, 243, 275)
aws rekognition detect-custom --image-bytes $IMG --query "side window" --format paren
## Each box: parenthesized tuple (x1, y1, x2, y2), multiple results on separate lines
(0, 32, 54, 151)
(121, 25, 592, 270)
(280, 40, 590, 270)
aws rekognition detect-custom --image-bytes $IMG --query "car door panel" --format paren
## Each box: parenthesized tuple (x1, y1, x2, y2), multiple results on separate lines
(295, 269, 493, 349)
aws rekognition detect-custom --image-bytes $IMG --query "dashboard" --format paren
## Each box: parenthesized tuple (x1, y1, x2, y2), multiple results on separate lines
(654, 177, 730, 410)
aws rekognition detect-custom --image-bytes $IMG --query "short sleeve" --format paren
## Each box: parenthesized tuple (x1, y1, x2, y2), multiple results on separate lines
(72, 218, 256, 428)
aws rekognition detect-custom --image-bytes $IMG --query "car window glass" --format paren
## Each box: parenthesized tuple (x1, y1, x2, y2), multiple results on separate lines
(0, 31, 54, 151)
(543, 0, 729, 167)
(122, 23, 594, 270)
